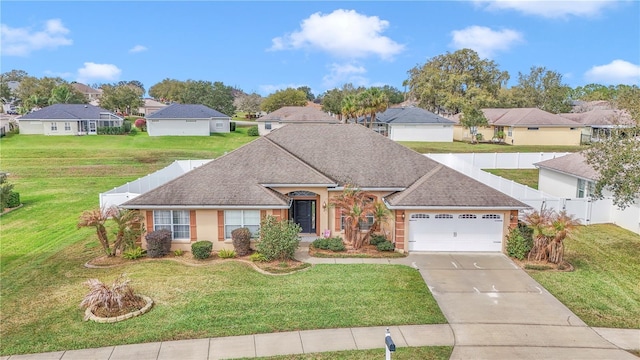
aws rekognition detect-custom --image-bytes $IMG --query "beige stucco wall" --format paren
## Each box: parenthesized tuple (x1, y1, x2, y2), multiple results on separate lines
(453, 125, 493, 142)
(17, 121, 44, 135)
(42, 121, 78, 135)
(511, 127, 581, 146)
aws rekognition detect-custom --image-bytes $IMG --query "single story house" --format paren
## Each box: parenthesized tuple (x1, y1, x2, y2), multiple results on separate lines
(534, 152, 640, 234)
(450, 108, 584, 146)
(138, 98, 168, 117)
(366, 106, 454, 142)
(121, 124, 529, 253)
(559, 109, 634, 143)
(17, 104, 123, 135)
(256, 106, 338, 135)
(146, 104, 231, 136)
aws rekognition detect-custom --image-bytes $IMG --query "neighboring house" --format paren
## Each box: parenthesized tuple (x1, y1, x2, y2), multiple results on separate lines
(534, 152, 640, 234)
(450, 108, 584, 146)
(120, 124, 528, 253)
(146, 104, 231, 136)
(70, 82, 103, 102)
(17, 104, 123, 135)
(256, 106, 338, 135)
(365, 106, 454, 142)
(559, 109, 634, 143)
(138, 98, 168, 117)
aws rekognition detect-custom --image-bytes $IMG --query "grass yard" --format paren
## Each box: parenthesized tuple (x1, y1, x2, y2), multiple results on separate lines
(245, 346, 453, 359)
(527, 224, 640, 329)
(401, 141, 586, 154)
(483, 169, 539, 189)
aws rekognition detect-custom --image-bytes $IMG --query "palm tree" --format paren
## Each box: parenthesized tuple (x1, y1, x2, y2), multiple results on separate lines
(363, 200, 392, 244)
(77, 207, 115, 256)
(329, 186, 376, 249)
(523, 208, 579, 264)
(357, 88, 389, 128)
(49, 85, 73, 104)
(111, 209, 145, 253)
(341, 94, 359, 124)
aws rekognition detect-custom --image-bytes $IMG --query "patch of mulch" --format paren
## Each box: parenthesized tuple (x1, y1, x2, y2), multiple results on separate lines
(511, 258, 574, 272)
(91, 296, 148, 318)
(309, 244, 406, 258)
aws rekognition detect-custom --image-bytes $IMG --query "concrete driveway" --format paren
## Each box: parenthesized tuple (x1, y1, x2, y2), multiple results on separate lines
(409, 253, 637, 360)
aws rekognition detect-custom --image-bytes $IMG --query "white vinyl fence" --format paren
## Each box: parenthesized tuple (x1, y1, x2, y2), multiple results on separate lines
(426, 153, 639, 234)
(99, 159, 212, 208)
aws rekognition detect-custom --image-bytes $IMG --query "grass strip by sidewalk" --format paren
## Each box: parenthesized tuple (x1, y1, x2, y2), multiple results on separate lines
(243, 346, 453, 359)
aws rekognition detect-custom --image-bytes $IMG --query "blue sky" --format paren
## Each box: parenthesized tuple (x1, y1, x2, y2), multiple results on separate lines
(1, 1, 639, 97)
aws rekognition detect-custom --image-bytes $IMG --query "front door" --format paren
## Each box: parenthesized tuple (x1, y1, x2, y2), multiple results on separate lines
(88, 120, 97, 135)
(293, 200, 315, 234)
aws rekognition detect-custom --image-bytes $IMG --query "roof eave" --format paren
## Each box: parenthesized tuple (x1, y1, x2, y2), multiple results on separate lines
(119, 204, 291, 210)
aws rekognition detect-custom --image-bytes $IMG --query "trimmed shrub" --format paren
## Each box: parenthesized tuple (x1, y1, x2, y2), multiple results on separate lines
(376, 240, 394, 252)
(145, 229, 172, 258)
(249, 252, 268, 262)
(327, 237, 346, 252)
(369, 234, 387, 246)
(506, 226, 533, 260)
(247, 125, 259, 136)
(218, 249, 237, 259)
(192, 241, 213, 259)
(312, 238, 329, 249)
(173, 249, 184, 256)
(134, 118, 146, 131)
(123, 120, 132, 133)
(256, 215, 301, 261)
(231, 227, 252, 256)
(128, 128, 138, 136)
(122, 247, 145, 260)
(7, 192, 20, 208)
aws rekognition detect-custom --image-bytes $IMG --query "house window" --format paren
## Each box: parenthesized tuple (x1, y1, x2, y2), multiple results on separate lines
(224, 210, 260, 238)
(186, 119, 196, 123)
(265, 122, 272, 130)
(64, 122, 71, 131)
(435, 214, 453, 219)
(411, 214, 429, 219)
(153, 210, 190, 240)
(577, 179, 594, 198)
(459, 214, 477, 219)
(482, 214, 501, 220)
(340, 214, 375, 230)
(508, 127, 513, 136)
(215, 121, 223, 129)
(51, 123, 57, 131)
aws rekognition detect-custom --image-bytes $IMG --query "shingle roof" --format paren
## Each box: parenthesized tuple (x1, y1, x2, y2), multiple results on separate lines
(17, 104, 119, 120)
(147, 103, 230, 119)
(123, 123, 527, 209)
(559, 109, 634, 127)
(534, 152, 599, 181)
(257, 106, 338, 123)
(377, 107, 455, 125)
(70, 83, 102, 95)
(449, 108, 583, 127)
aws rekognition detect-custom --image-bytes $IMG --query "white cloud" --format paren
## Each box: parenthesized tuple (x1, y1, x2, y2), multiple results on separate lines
(322, 62, 368, 88)
(0, 19, 72, 56)
(129, 45, 148, 53)
(584, 60, 640, 85)
(269, 9, 404, 60)
(76, 62, 121, 84)
(473, 0, 618, 18)
(450, 26, 523, 58)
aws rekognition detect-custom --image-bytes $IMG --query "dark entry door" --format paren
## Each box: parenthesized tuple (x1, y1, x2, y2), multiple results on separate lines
(293, 200, 315, 233)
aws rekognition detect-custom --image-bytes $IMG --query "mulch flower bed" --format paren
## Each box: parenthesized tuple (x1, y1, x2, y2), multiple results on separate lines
(91, 296, 148, 318)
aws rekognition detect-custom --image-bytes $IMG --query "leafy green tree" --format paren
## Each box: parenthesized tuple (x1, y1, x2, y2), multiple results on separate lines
(407, 49, 509, 115)
(1, 69, 28, 82)
(585, 85, 640, 209)
(510, 66, 571, 113)
(320, 88, 344, 119)
(379, 85, 404, 104)
(296, 86, 315, 101)
(459, 106, 488, 143)
(48, 84, 87, 104)
(99, 84, 143, 115)
(148, 78, 186, 102)
(15, 76, 66, 107)
(260, 88, 307, 112)
(0, 173, 15, 212)
(177, 80, 236, 116)
(233, 93, 263, 116)
(569, 83, 618, 102)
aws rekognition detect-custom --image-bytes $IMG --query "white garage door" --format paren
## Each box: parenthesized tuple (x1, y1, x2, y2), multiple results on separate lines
(408, 213, 504, 252)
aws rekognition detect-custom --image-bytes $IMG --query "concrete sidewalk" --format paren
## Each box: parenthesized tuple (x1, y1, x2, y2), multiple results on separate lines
(3, 251, 639, 359)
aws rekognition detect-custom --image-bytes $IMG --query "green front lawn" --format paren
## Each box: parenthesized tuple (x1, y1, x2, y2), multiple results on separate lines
(527, 224, 640, 329)
(483, 169, 539, 189)
(247, 346, 453, 359)
(401, 141, 586, 154)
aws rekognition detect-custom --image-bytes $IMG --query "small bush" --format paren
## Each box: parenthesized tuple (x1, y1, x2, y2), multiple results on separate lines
(256, 215, 301, 261)
(218, 249, 237, 259)
(369, 234, 387, 246)
(7, 192, 20, 208)
(247, 125, 259, 136)
(128, 128, 138, 136)
(79, 274, 137, 319)
(506, 226, 533, 260)
(173, 249, 184, 256)
(249, 252, 268, 262)
(123, 120, 132, 133)
(312, 238, 329, 249)
(134, 118, 146, 131)
(327, 237, 346, 251)
(145, 229, 172, 258)
(231, 227, 252, 256)
(122, 247, 145, 260)
(191, 241, 213, 260)
(376, 240, 394, 252)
